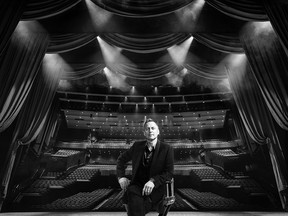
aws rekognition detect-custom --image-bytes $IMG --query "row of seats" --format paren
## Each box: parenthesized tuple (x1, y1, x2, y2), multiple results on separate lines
(209, 149, 239, 156)
(53, 149, 81, 156)
(177, 188, 253, 211)
(30, 189, 113, 211)
(190, 166, 227, 181)
(27, 180, 75, 190)
(16, 162, 274, 212)
(41, 171, 64, 179)
(65, 167, 101, 181)
(98, 190, 195, 211)
(205, 149, 247, 171)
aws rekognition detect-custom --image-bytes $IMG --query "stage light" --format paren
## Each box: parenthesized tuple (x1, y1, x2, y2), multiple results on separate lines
(219, 78, 231, 91)
(168, 36, 193, 66)
(241, 21, 279, 56)
(43, 54, 72, 89)
(130, 86, 137, 94)
(97, 36, 123, 64)
(165, 67, 187, 87)
(175, 0, 205, 26)
(86, 0, 112, 28)
(224, 53, 247, 86)
(15, 21, 47, 50)
(103, 67, 130, 91)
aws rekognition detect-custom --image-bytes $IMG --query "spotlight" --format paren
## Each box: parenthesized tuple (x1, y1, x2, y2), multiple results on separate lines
(168, 36, 193, 65)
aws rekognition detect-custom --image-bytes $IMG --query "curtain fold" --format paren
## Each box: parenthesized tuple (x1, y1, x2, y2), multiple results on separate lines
(1, 54, 62, 202)
(60, 63, 105, 80)
(193, 33, 244, 53)
(90, 0, 194, 17)
(22, 0, 81, 20)
(241, 22, 288, 131)
(14, 56, 62, 145)
(184, 63, 227, 80)
(227, 61, 288, 210)
(0, 0, 27, 55)
(262, 0, 288, 54)
(47, 33, 98, 54)
(205, 0, 268, 21)
(108, 63, 183, 80)
(100, 33, 192, 54)
(0, 28, 49, 133)
(232, 106, 254, 154)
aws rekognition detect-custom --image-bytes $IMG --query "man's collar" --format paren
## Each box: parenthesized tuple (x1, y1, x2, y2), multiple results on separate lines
(146, 139, 157, 150)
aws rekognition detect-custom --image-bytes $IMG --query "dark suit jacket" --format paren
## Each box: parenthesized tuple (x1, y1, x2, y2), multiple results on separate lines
(117, 140, 174, 203)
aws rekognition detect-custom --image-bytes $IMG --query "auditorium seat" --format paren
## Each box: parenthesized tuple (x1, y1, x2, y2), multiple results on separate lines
(17, 179, 76, 208)
(30, 188, 114, 211)
(189, 166, 226, 190)
(54, 149, 81, 156)
(177, 188, 254, 211)
(205, 149, 248, 171)
(40, 171, 64, 179)
(64, 166, 100, 181)
(97, 189, 126, 211)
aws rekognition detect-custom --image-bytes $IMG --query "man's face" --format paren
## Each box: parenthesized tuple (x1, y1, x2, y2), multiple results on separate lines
(144, 121, 159, 141)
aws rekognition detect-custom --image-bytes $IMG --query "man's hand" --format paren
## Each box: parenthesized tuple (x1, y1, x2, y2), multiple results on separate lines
(142, 180, 155, 196)
(118, 177, 130, 190)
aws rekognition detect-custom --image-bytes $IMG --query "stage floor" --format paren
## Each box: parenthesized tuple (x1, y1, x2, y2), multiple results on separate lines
(1, 212, 287, 216)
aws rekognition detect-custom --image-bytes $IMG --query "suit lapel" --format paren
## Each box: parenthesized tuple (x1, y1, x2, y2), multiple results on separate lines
(150, 140, 161, 175)
(133, 141, 146, 177)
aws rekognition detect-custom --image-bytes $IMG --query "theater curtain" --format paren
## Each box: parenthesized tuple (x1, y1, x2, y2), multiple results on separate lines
(241, 22, 288, 131)
(227, 62, 288, 210)
(0, 29, 49, 133)
(99, 33, 192, 54)
(262, 0, 288, 54)
(22, 0, 81, 20)
(47, 33, 98, 54)
(184, 63, 227, 80)
(108, 63, 183, 80)
(35, 99, 60, 154)
(60, 63, 105, 80)
(90, 0, 194, 17)
(1, 54, 62, 203)
(0, 0, 27, 55)
(205, 0, 268, 21)
(205, 0, 288, 58)
(193, 33, 243, 53)
(232, 106, 254, 154)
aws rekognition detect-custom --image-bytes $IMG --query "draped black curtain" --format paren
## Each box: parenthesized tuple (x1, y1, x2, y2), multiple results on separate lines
(100, 33, 191, 53)
(227, 61, 288, 210)
(193, 33, 243, 53)
(240, 22, 288, 131)
(1, 53, 62, 203)
(232, 104, 254, 154)
(60, 63, 105, 80)
(184, 63, 227, 80)
(22, 0, 81, 20)
(0, 30, 49, 207)
(262, 0, 288, 55)
(47, 33, 97, 54)
(0, 0, 27, 55)
(90, 0, 194, 17)
(0, 27, 49, 133)
(205, 0, 268, 21)
(108, 63, 183, 80)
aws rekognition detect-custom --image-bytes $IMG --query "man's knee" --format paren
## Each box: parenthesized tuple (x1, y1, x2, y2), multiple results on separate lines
(126, 185, 142, 197)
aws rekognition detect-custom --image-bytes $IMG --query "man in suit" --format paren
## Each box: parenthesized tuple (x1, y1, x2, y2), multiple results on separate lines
(117, 118, 174, 216)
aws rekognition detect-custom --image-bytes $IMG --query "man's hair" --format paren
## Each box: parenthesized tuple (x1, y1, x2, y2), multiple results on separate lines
(143, 118, 158, 128)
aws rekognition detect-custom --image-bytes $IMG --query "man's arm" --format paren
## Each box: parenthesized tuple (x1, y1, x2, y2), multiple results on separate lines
(116, 145, 133, 178)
